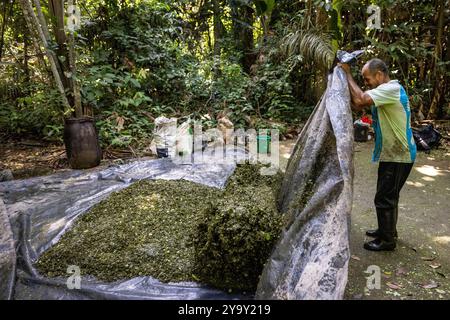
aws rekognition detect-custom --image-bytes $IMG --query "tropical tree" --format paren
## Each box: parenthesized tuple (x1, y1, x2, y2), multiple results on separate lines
(18, 0, 84, 117)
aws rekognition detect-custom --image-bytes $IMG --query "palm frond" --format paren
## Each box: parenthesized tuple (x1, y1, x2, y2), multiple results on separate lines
(281, 28, 335, 70)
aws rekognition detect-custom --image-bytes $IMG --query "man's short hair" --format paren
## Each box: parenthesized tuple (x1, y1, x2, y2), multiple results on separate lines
(366, 58, 389, 76)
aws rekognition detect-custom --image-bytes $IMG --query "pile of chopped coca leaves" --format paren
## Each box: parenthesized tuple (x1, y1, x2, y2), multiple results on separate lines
(36, 163, 284, 293)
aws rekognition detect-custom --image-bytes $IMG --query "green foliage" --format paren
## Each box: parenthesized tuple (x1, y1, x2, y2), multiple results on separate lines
(95, 110, 154, 148)
(248, 60, 297, 121)
(76, 0, 303, 139)
(0, 83, 67, 141)
(2, 0, 448, 147)
(212, 62, 254, 126)
(254, 0, 276, 16)
(343, 0, 447, 117)
(282, 28, 335, 70)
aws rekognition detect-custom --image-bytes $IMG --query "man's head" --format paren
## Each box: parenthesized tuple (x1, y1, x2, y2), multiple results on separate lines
(362, 58, 390, 89)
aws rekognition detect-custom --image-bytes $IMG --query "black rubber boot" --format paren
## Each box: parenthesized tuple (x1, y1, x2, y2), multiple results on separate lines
(366, 207, 399, 238)
(365, 229, 398, 238)
(363, 237, 396, 251)
(364, 208, 396, 251)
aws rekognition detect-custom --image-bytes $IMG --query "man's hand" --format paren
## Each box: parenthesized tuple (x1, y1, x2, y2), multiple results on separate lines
(337, 62, 374, 111)
(337, 63, 351, 74)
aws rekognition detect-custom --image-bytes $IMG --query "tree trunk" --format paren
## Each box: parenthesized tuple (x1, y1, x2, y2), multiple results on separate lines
(427, 0, 445, 119)
(312, 7, 329, 101)
(428, 79, 445, 119)
(23, 31, 30, 83)
(48, 0, 67, 45)
(315, 5, 327, 31)
(212, 0, 221, 78)
(33, 0, 51, 40)
(18, 0, 70, 110)
(231, 3, 255, 74)
(0, 0, 13, 62)
(67, 0, 83, 117)
(48, 0, 72, 99)
(241, 5, 255, 74)
(307, 0, 312, 22)
(18, 0, 48, 73)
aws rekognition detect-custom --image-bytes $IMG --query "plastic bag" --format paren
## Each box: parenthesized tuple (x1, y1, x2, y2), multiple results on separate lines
(149, 117, 178, 158)
(412, 123, 441, 151)
(354, 119, 370, 127)
(175, 120, 193, 157)
(217, 116, 234, 145)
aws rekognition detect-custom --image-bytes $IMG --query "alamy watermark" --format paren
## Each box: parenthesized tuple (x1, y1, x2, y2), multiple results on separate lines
(153, 122, 280, 176)
(367, 5, 382, 30)
(66, 5, 81, 32)
(66, 265, 81, 289)
(365, 265, 381, 290)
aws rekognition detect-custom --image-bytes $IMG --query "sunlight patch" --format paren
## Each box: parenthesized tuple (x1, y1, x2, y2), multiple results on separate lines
(415, 165, 443, 177)
(433, 236, 450, 245)
(406, 181, 425, 187)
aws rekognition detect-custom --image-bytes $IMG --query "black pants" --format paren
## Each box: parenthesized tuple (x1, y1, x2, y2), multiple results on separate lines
(374, 162, 414, 241)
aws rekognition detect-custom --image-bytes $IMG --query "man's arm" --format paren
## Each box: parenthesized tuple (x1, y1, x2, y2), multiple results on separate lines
(339, 64, 374, 111)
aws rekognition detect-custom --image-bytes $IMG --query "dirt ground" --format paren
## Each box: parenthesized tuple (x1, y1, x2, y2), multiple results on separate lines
(0, 139, 150, 180)
(345, 141, 450, 300)
(281, 139, 450, 300)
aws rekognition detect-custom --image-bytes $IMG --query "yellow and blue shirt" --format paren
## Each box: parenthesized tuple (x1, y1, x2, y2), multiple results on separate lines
(366, 80, 416, 163)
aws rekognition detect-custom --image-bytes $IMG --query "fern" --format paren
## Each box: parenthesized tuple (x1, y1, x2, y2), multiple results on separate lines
(281, 28, 335, 70)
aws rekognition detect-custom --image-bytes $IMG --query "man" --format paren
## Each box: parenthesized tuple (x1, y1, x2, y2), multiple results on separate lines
(339, 58, 417, 251)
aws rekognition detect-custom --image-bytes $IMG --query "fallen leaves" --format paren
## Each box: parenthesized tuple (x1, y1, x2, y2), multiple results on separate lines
(386, 282, 403, 290)
(420, 256, 436, 261)
(421, 281, 439, 289)
(395, 267, 408, 276)
(351, 255, 361, 261)
(428, 262, 441, 269)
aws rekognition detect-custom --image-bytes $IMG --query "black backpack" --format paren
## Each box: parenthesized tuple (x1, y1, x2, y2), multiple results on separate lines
(412, 124, 442, 151)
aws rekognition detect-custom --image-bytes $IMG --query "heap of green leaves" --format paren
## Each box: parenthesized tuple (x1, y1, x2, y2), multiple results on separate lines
(194, 164, 284, 292)
(36, 163, 284, 293)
